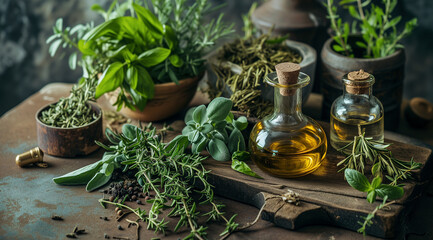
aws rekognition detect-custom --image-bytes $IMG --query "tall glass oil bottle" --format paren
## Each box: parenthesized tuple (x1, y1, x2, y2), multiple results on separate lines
(330, 70, 384, 153)
(249, 63, 327, 178)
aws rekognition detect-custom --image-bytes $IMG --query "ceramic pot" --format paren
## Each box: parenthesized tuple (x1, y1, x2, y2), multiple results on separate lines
(206, 39, 317, 104)
(36, 102, 102, 157)
(106, 76, 200, 122)
(320, 37, 405, 130)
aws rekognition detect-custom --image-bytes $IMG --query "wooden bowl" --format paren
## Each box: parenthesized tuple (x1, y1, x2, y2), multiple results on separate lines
(105, 76, 200, 122)
(35, 102, 102, 157)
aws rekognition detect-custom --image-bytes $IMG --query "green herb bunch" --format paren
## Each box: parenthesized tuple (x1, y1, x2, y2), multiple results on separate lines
(40, 74, 99, 128)
(54, 123, 238, 239)
(167, 97, 248, 162)
(47, 0, 232, 112)
(337, 131, 421, 184)
(325, 0, 417, 58)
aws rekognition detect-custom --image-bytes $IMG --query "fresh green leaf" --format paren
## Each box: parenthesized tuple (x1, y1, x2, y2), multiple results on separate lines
(138, 47, 171, 67)
(366, 190, 377, 203)
(208, 139, 230, 161)
(169, 54, 184, 67)
(345, 169, 371, 192)
(375, 185, 404, 200)
(228, 129, 245, 153)
(122, 124, 138, 140)
(134, 65, 154, 99)
(86, 172, 112, 192)
(49, 39, 62, 57)
(68, 52, 77, 70)
(95, 62, 124, 98)
(53, 160, 104, 185)
(232, 155, 263, 179)
(192, 105, 207, 124)
(206, 97, 233, 122)
(371, 176, 382, 189)
(185, 107, 197, 123)
(233, 116, 248, 130)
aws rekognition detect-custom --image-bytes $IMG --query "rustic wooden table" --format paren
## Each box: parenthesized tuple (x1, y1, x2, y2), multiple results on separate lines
(1, 83, 433, 239)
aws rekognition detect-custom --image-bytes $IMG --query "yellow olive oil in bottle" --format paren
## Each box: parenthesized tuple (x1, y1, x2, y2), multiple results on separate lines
(249, 63, 327, 178)
(330, 70, 384, 153)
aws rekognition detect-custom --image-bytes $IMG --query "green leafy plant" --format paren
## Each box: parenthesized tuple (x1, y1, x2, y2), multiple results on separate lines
(325, 0, 417, 58)
(47, 0, 232, 111)
(167, 97, 248, 162)
(344, 168, 403, 235)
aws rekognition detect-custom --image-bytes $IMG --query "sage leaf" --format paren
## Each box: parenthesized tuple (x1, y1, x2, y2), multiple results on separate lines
(192, 105, 207, 124)
(232, 116, 248, 131)
(68, 52, 77, 70)
(86, 172, 112, 192)
(185, 107, 197, 123)
(52, 160, 103, 185)
(228, 129, 245, 153)
(201, 123, 213, 134)
(122, 124, 138, 140)
(345, 168, 371, 192)
(206, 97, 232, 122)
(208, 139, 230, 161)
(49, 39, 62, 57)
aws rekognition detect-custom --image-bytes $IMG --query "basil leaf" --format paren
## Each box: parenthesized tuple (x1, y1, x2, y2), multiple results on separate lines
(231, 151, 263, 179)
(138, 47, 171, 67)
(370, 176, 382, 189)
(169, 54, 184, 67)
(134, 65, 154, 99)
(208, 139, 230, 161)
(344, 168, 371, 192)
(228, 129, 245, 153)
(193, 105, 207, 124)
(95, 62, 124, 98)
(206, 97, 232, 122)
(132, 3, 163, 37)
(366, 190, 377, 203)
(375, 185, 404, 200)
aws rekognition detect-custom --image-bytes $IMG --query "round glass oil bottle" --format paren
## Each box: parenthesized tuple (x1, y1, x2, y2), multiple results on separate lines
(249, 64, 327, 178)
(330, 70, 384, 153)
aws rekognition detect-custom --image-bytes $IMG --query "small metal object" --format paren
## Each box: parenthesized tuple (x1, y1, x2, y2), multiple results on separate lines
(15, 147, 44, 167)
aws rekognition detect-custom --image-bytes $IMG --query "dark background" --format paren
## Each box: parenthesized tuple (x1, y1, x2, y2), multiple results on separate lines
(1, 0, 432, 116)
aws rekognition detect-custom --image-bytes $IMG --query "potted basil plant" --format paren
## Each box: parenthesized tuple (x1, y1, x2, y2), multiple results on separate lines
(321, 0, 417, 130)
(47, 0, 232, 121)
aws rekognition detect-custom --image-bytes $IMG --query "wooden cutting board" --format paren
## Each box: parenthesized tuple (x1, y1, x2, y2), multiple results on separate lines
(193, 121, 433, 239)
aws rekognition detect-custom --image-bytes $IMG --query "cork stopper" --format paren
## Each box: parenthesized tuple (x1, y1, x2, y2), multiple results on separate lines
(346, 69, 371, 94)
(275, 62, 301, 96)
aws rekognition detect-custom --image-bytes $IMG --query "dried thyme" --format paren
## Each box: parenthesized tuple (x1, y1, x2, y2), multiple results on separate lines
(39, 73, 99, 128)
(209, 34, 302, 118)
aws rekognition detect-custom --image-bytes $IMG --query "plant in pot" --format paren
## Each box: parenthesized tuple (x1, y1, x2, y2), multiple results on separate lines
(47, 0, 233, 122)
(321, 0, 417, 130)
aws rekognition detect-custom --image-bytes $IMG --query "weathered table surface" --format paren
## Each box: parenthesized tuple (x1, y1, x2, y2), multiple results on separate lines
(1, 83, 433, 240)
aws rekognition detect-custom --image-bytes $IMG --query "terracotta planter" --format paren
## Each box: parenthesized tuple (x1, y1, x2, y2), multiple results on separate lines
(106, 76, 200, 122)
(320, 37, 405, 130)
(36, 102, 102, 157)
(206, 39, 317, 105)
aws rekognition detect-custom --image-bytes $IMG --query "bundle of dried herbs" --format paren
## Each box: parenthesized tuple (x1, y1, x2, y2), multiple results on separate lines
(210, 34, 302, 118)
(39, 74, 99, 128)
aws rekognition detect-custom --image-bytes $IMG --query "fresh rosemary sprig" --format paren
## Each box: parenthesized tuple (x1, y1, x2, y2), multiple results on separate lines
(337, 132, 421, 182)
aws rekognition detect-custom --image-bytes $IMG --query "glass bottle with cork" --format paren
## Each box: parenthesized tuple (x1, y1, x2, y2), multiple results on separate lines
(249, 62, 327, 178)
(330, 69, 384, 153)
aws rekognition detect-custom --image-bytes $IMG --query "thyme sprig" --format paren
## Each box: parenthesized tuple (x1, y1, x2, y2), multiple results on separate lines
(96, 123, 237, 239)
(337, 131, 421, 182)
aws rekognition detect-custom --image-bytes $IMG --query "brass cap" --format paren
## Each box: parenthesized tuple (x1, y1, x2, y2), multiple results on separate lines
(16, 147, 44, 167)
